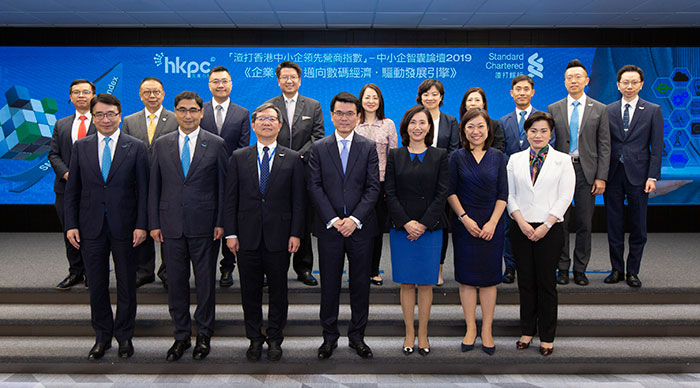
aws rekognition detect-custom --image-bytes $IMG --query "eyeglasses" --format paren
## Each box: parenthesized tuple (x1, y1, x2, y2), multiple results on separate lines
(255, 116, 279, 122)
(93, 112, 120, 120)
(209, 79, 231, 86)
(332, 111, 357, 118)
(619, 80, 641, 87)
(565, 75, 586, 81)
(140, 90, 162, 97)
(279, 75, 298, 81)
(71, 90, 93, 96)
(176, 107, 202, 114)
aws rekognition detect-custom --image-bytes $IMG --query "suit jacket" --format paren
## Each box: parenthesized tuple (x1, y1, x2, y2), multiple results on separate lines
(499, 108, 541, 157)
(200, 100, 251, 156)
(548, 95, 611, 184)
(48, 114, 96, 194)
(606, 98, 663, 186)
(122, 108, 178, 157)
(385, 147, 449, 231)
(308, 133, 380, 239)
(149, 129, 228, 239)
(436, 112, 460, 154)
(63, 132, 149, 239)
(266, 94, 325, 161)
(224, 144, 305, 251)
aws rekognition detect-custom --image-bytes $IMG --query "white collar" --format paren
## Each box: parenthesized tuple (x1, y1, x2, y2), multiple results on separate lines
(144, 106, 164, 118)
(334, 130, 355, 144)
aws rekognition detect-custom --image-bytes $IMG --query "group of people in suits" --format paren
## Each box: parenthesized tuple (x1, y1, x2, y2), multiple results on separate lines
(48, 58, 662, 361)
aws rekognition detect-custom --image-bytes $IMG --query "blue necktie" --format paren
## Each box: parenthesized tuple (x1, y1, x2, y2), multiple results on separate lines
(569, 101, 580, 153)
(260, 146, 270, 195)
(181, 135, 190, 177)
(340, 139, 349, 173)
(622, 103, 631, 133)
(102, 137, 112, 182)
(518, 110, 527, 147)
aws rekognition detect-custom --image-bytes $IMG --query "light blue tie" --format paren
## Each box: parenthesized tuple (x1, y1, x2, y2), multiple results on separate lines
(569, 101, 580, 153)
(181, 135, 191, 177)
(101, 137, 111, 182)
(340, 139, 349, 174)
(518, 110, 527, 147)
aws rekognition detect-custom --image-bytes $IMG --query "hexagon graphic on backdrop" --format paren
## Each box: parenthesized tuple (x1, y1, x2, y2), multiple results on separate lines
(690, 78, 700, 98)
(670, 67, 692, 88)
(690, 99, 700, 117)
(669, 149, 689, 169)
(670, 130, 689, 149)
(670, 109, 690, 129)
(652, 77, 673, 99)
(670, 87, 691, 108)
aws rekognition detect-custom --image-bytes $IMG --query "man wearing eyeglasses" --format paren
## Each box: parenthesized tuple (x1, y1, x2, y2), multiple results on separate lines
(308, 92, 379, 360)
(548, 59, 611, 287)
(64, 93, 149, 360)
(149, 91, 228, 362)
(122, 77, 178, 289)
(266, 61, 325, 287)
(603, 65, 662, 288)
(49, 79, 97, 290)
(200, 65, 251, 289)
(223, 103, 305, 362)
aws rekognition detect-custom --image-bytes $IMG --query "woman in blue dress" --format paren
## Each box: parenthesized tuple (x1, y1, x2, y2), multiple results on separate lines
(447, 108, 508, 355)
(386, 105, 449, 356)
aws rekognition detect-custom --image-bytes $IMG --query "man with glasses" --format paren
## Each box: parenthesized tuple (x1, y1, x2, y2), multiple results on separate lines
(549, 59, 611, 286)
(266, 61, 325, 287)
(224, 103, 305, 362)
(122, 77, 178, 289)
(64, 93, 149, 360)
(309, 92, 379, 360)
(200, 65, 251, 288)
(49, 79, 96, 290)
(149, 91, 228, 362)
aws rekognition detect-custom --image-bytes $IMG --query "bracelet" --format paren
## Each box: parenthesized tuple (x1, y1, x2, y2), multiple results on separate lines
(458, 212, 467, 221)
(543, 221, 553, 229)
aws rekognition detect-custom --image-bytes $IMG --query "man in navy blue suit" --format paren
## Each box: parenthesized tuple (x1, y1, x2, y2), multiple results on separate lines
(603, 65, 663, 288)
(200, 65, 251, 288)
(149, 91, 228, 361)
(308, 92, 380, 360)
(64, 93, 149, 360)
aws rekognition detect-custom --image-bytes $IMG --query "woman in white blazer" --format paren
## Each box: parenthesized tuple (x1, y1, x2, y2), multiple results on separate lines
(506, 111, 575, 356)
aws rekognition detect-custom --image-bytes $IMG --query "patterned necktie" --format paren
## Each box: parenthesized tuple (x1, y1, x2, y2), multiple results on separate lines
(340, 139, 349, 173)
(101, 137, 111, 182)
(181, 135, 191, 177)
(569, 101, 580, 153)
(147, 114, 157, 144)
(215, 105, 224, 134)
(529, 145, 549, 184)
(622, 103, 631, 133)
(77, 115, 87, 139)
(260, 146, 270, 195)
(518, 110, 527, 146)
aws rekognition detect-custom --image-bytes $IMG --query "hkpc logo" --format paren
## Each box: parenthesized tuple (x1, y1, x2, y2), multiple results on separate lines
(153, 52, 213, 78)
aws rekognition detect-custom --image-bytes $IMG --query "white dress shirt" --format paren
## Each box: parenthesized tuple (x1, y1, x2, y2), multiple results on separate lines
(567, 94, 587, 157)
(620, 95, 639, 127)
(178, 127, 199, 164)
(97, 130, 120, 170)
(144, 106, 164, 127)
(256, 141, 277, 177)
(71, 111, 92, 143)
(431, 115, 441, 148)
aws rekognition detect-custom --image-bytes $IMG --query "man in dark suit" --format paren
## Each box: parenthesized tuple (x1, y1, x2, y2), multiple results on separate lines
(224, 103, 305, 362)
(149, 91, 228, 362)
(499, 74, 539, 284)
(308, 92, 380, 360)
(199, 65, 251, 288)
(48, 79, 96, 290)
(549, 59, 611, 286)
(64, 93, 148, 360)
(122, 77, 178, 289)
(266, 61, 325, 287)
(603, 65, 663, 288)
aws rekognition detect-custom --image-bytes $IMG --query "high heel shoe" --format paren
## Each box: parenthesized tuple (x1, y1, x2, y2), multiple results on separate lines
(402, 346, 414, 356)
(418, 347, 430, 356)
(539, 346, 554, 356)
(516, 340, 532, 350)
(481, 344, 496, 356)
(461, 342, 474, 352)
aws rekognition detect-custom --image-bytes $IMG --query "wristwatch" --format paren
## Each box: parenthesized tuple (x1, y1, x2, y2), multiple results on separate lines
(458, 212, 467, 221)
(543, 220, 553, 229)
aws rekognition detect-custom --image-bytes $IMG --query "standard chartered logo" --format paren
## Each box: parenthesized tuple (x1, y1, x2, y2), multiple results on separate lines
(153, 52, 212, 78)
(527, 53, 544, 79)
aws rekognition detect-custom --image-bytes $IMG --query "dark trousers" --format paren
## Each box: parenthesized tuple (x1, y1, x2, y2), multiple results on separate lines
(318, 233, 372, 343)
(55, 193, 84, 276)
(559, 162, 596, 273)
(163, 236, 217, 340)
(81, 217, 137, 343)
(439, 203, 451, 265)
(238, 242, 290, 343)
(511, 220, 563, 343)
(135, 234, 167, 281)
(218, 239, 237, 274)
(292, 190, 315, 275)
(603, 164, 648, 276)
(502, 214, 515, 270)
(370, 182, 387, 277)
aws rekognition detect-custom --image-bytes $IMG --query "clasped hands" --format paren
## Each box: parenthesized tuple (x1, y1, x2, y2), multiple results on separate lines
(461, 215, 497, 241)
(333, 218, 358, 237)
(517, 221, 549, 242)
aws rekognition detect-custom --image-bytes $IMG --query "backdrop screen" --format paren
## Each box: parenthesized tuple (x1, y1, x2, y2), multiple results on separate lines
(0, 46, 698, 204)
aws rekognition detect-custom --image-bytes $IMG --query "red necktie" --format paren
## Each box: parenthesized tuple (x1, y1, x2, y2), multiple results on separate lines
(77, 115, 87, 139)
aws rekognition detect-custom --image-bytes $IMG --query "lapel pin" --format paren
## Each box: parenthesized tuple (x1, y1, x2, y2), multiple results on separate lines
(201, 143, 207, 147)
(279, 153, 285, 157)
(639, 106, 645, 110)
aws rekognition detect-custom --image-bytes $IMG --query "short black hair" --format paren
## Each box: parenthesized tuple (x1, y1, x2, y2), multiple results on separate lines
(70, 79, 95, 94)
(208, 66, 230, 78)
(276, 61, 302, 78)
(251, 102, 282, 122)
(330, 92, 361, 113)
(139, 77, 164, 89)
(511, 74, 534, 88)
(174, 91, 203, 109)
(524, 111, 554, 133)
(416, 79, 445, 107)
(565, 59, 587, 75)
(359, 83, 385, 122)
(459, 108, 493, 150)
(617, 64, 644, 82)
(399, 105, 434, 147)
(459, 87, 489, 121)
(90, 93, 121, 114)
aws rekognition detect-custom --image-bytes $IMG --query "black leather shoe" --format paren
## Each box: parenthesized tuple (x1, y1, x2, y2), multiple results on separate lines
(263, 276, 268, 288)
(556, 270, 569, 285)
(246, 340, 264, 361)
(298, 271, 318, 286)
(161, 278, 168, 290)
(192, 334, 211, 360)
(166, 338, 191, 361)
(135, 275, 155, 288)
(219, 271, 233, 287)
(371, 276, 384, 286)
(626, 274, 642, 288)
(317, 339, 337, 360)
(88, 341, 111, 360)
(502, 267, 515, 284)
(604, 270, 624, 284)
(267, 341, 283, 361)
(573, 271, 589, 286)
(56, 273, 85, 290)
(118, 339, 134, 359)
(349, 340, 373, 359)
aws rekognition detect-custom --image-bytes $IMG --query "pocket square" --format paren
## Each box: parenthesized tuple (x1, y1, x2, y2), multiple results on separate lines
(302, 116, 311, 120)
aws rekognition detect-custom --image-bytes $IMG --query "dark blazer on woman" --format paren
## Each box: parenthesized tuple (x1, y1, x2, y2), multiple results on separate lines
(385, 146, 449, 231)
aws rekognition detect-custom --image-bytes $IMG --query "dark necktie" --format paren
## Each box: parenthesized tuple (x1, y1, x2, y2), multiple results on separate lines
(518, 111, 527, 147)
(623, 103, 631, 133)
(260, 146, 270, 195)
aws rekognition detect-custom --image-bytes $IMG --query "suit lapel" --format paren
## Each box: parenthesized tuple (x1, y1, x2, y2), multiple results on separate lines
(168, 134, 185, 181)
(579, 99, 595, 137)
(627, 100, 645, 138)
(292, 96, 305, 128)
(344, 136, 362, 180)
(222, 103, 236, 133)
(246, 146, 261, 196)
(609, 101, 625, 139)
(106, 135, 131, 183)
(86, 135, 102, 180)
(265, 147, 286, 195)
(154, 110, 171, 140)
(187, 132, 209, 181)
(325, 136, 344, 177)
